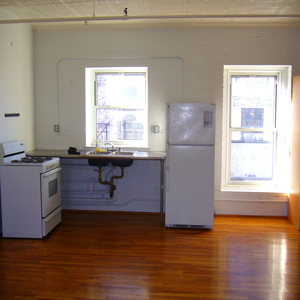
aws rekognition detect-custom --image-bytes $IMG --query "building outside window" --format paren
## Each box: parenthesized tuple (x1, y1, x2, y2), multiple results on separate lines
(222, 65, 292, 192)
(85, 67, 148, 148)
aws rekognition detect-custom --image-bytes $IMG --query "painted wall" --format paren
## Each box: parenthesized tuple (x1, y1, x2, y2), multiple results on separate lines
(33, 26, 300, 215)
(0, 8, 34, 234)
(0, 9, 34, 149)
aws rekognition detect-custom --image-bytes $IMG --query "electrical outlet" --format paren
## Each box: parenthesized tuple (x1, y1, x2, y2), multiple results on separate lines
(54, 125, 60, 132)
(153, 125, 160, 133)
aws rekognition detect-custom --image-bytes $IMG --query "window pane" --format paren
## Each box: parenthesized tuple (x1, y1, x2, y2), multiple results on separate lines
(230, 131, 274, 181)
(96, 109, 145, 141)
(96, 73, 145, 107)
(231, 77, 276, 129)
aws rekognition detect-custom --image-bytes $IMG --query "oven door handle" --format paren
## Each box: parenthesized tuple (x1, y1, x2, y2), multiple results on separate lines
(42, 167, 62, 178)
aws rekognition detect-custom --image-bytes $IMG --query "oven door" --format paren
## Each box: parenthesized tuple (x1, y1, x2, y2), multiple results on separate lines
(41, 167, 62, 218)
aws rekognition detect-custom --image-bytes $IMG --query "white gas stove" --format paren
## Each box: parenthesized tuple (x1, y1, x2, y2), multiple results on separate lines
(0, 140, 62, 238)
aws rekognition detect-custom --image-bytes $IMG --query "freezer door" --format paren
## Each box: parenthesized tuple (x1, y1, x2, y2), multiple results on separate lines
(165, 145, 214, 228)
(167, 103, 215, 145)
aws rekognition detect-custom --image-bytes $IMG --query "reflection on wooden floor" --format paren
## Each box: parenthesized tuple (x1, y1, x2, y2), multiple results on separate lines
(0, 211, 299, 300)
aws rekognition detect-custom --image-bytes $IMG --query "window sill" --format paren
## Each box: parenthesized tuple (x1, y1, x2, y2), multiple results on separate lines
(221, 185, 288, 194)
(216, 187, 289, 202)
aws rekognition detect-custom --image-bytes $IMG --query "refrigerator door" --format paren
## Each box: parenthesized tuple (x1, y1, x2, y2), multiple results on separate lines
(165, 145, 214, 228)
(167, 103, 215, 146)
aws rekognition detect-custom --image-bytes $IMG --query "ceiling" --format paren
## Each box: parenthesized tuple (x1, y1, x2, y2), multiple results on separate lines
(1, 0, 300, 29)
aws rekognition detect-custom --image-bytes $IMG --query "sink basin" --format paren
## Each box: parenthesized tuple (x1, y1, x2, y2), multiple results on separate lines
(87, 150, 136, 167)
(111, 159, 134, 167)
(87, 150, 111, 166)
(88, 158, 111, 167)
(110, 151, 135, 167)
(110, 151, 136, 156)
(88, 151, 111, 155)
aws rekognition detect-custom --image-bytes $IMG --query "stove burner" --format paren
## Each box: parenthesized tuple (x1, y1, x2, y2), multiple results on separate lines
(11, 157, 53, 164)
(21, 157, 32, 163)
(35, 157, 46, 163)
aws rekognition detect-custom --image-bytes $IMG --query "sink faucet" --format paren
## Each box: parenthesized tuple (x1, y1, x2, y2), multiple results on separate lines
(104, 142, 115, 151)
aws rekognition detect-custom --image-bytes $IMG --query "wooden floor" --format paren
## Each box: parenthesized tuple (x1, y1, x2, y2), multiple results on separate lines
(0, 211, 299, 300)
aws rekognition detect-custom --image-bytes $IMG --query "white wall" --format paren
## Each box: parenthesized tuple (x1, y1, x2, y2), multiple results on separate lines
(33, 26, 300, 215)
(0, 8, 34, 234)
(0, 9, 34, 150)
(51, 56, 184, 151)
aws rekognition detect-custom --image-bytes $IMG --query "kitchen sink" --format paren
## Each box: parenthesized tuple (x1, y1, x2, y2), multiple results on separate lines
(111, 158, 134, 167)
(110, 151, 135, 166)
(87, 150, 135, 167)
(88, 158, 111, 167)
(87, 150, 136, 156)
(87, 151, 111, 155)
(109, 151, 136, 156)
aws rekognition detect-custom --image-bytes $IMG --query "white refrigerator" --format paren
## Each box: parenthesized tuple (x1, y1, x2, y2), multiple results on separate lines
(165, 102, 215, 229)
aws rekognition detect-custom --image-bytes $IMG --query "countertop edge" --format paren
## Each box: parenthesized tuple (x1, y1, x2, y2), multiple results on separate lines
(26, 150, 166, 160)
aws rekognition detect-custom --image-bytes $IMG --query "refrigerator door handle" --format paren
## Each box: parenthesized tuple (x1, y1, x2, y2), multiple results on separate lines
(166, 144, 170, 191)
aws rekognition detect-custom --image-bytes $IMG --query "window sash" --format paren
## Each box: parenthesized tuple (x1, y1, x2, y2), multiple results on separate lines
(94, 108, 146, 142)
(230, 76, 276, 125)
(95, 72, 146, 108)
(228, 128, 277, 184)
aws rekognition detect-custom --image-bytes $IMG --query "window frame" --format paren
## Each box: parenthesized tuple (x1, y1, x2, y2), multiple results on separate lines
(85, 67, 148, 148)
(222, 65, 292, 192)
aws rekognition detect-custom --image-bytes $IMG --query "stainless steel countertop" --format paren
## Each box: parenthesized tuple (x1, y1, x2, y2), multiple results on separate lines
(26, 150, 166, 161)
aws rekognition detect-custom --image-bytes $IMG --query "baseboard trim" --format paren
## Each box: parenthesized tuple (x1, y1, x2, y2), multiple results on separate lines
(214, 199, 288, 216)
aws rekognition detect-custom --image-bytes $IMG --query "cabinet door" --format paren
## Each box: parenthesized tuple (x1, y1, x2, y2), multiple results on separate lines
(289, 75, 300, 230)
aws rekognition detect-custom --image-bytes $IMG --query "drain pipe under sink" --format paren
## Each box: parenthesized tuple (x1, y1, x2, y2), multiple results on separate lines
(95, 166, 125, 198)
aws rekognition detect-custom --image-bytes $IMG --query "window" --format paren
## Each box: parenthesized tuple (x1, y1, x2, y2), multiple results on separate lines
(85, 67, 148, 147)
(222, 66, 291, 191)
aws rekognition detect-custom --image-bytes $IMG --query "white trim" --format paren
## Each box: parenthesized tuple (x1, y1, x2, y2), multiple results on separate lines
(214, 199, 288, 216)
(222, 65, 292, 193)
(85, 67, 148, 148)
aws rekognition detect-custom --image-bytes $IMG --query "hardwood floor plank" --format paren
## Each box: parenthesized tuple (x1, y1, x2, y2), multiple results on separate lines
(0, 212, 299, 300)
